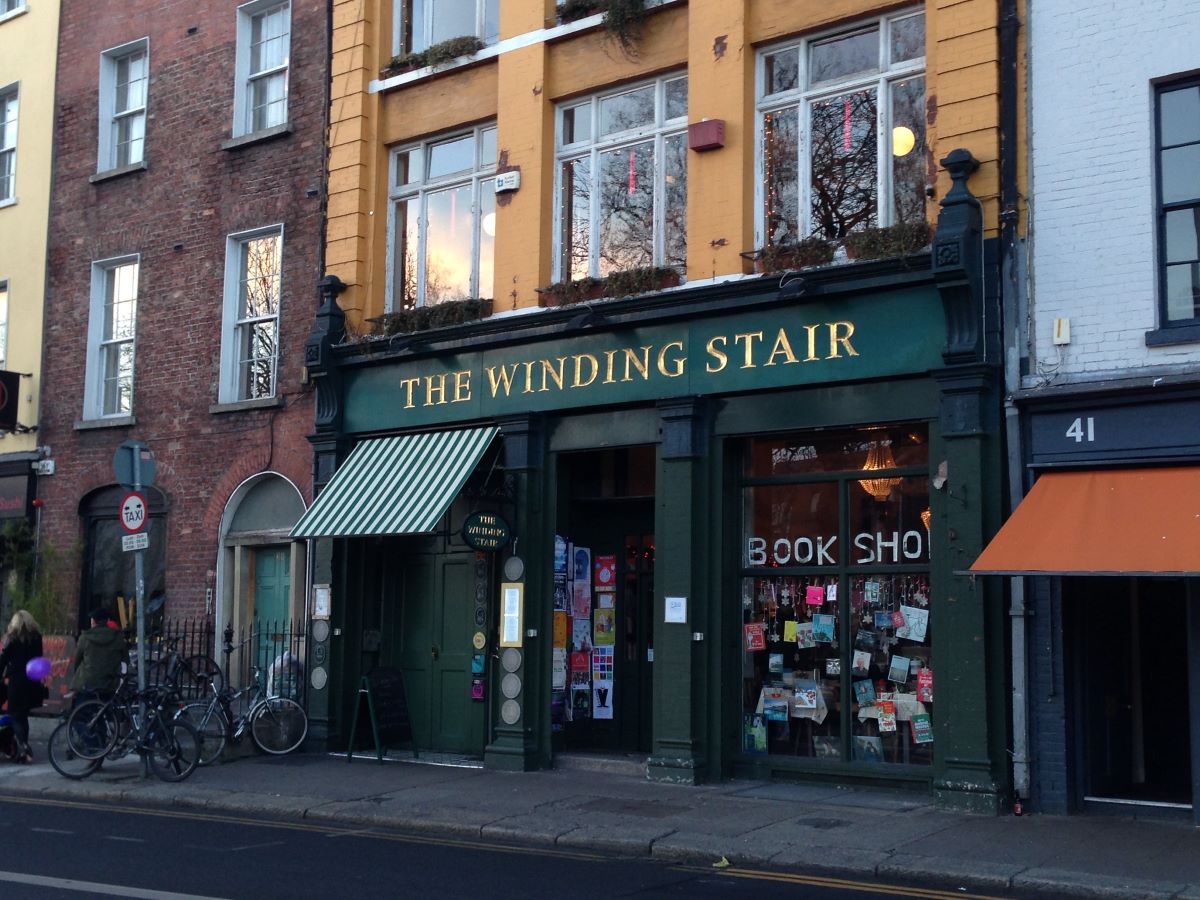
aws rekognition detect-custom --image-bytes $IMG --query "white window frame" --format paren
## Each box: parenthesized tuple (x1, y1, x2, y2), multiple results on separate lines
(233, 0, 290, 138)
(386, 124, 497, 310)
(97, 38, 149, 173)
(0, 279, 8, 369)
(393, 0, 499, 56)
(84, 255, 140, 420)
(0, 83, 18, 205)
(0, 1, 27, 25)
(754, 9, 926, 249)
(219, 225, 285, 403)
(552, 73, 689, 282)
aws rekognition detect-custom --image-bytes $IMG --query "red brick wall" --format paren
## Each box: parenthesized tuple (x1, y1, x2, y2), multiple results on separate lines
(40, 1, 328, 620)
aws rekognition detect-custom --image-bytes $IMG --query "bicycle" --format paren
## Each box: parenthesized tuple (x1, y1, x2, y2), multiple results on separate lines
(139, 634, 223, 702)
(63, 677, 202, 782)
(177, 665, 308, 765)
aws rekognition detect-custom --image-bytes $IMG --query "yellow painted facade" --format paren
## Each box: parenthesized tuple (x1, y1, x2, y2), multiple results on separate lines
(0, 0, 57, 449)
(326, 0, 1021, 331)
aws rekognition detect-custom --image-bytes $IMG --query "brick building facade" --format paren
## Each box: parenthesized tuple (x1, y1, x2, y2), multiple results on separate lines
(38, 0, 327, 633)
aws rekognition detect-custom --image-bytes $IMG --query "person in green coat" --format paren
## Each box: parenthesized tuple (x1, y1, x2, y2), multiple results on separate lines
(70, 608, 127, 696)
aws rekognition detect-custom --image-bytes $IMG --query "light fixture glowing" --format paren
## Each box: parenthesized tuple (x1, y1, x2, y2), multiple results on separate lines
(892, 125, 916, 157)
(920, 507, 932, 532)
(858, 439, 901, 501)
(481, 211, 496, 237)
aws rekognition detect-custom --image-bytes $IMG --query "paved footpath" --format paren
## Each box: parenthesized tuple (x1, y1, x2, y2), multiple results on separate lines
(3, 717, 1199, 899)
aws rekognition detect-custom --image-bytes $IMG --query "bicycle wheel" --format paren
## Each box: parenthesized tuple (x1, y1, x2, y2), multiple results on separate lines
(65, 701, 120, 760)
(48, 721, 102, 780)
(145, 717, 200, 782)
(177, 701, 228, 766)
(176, 655, 224, 701)
(249, 697, 308, 754)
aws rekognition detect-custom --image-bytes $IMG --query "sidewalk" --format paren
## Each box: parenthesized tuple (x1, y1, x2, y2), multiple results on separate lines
(3, 718, 1199, 899)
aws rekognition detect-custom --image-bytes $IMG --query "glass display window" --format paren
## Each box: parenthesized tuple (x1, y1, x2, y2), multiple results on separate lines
(740, 423, 931, 766)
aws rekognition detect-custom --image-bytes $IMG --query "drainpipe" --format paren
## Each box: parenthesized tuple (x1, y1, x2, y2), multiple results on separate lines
(997, 0, 1029, 801)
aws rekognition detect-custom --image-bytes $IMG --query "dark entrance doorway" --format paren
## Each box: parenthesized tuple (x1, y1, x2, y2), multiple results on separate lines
(1069, 576, 1192, 808)
(558, 446, 655, 754)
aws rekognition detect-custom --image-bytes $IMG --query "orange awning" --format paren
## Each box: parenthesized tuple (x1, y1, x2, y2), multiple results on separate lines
(970, 467, 1200, 576)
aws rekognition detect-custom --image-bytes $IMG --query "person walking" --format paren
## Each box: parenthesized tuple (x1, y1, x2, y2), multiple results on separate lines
(0, 610, 46, 764)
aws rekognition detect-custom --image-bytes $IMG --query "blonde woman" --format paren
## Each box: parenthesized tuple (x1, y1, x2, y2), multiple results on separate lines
(0, 610, 45, 763)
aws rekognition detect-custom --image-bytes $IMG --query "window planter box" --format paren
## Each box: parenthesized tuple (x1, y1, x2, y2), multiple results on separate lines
(537, 267, 681, 308)
(841, 222, 933, 262)
(742, 237, 836, 275)
(381, 36, 486, 78)
(367, 298, 493, 336)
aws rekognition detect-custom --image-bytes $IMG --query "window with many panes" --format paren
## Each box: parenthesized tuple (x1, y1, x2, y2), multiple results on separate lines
(555, 74, 688, 281)
(0, 0, 25, 19)
(740, 424, 932, 766)
(221, 226, 283, 402)
(757, 10, 926, 247)
(1157, 77, 1200, 326)
(0, 280, 7, 368)
(98, 40, 148, 172)
(85, 257, 139, 419)
(389, 125, 496, 309)
(0, 85, 17, 203)
(234, 0, 290, 137)
(395, 0, 498, 56)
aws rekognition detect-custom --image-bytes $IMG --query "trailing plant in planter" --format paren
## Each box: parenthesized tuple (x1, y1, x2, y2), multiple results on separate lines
(537, 266, 680, 307)
(841, 221, 933, 262)
(603, 0, 646, 55)
(557, 0, 603, 23)
(368, 297, 493, 336)
(745, 236, 836, 274)
(382, 35, 486, 77)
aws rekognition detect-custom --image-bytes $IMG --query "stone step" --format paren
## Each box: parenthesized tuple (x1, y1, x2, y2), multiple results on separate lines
(554, 752, 647, 778)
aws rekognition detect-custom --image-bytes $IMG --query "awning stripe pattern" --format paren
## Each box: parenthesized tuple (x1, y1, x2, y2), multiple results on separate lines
(290, 426, 498, 538)
(970, 466, 1200, 576)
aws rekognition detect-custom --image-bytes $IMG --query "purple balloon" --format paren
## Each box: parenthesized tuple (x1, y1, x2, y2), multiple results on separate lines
(25, 656, 51, 681)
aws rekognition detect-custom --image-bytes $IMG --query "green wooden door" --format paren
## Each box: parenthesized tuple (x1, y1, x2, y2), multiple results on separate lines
(254, 546, 291, 624)
(393, 551, 483, 756)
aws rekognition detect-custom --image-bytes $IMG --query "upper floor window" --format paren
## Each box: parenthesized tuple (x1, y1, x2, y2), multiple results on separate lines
(85, 257, 139, 419)
(389, 125, 496, 309)
(234, 0, 290, 137)
(555, 74, 688, 281)
(98, 40, 148, 172)
(0, 0, 26, 21)
(0, 85, 17, 203)
(220, 226, 283, 402)
(396, 0, 498, 56)
(757, 10, 926, 247)
(1158, 78, 1200, 326)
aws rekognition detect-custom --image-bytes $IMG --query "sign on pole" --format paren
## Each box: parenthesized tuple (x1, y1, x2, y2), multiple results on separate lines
(120, 491, 148, 534)
(122, 532, 149, 552)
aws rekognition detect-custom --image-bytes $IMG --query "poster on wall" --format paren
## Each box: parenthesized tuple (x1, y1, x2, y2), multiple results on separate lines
(573, 546, 592, 585)
(593, 608, 616, 645)
(553, 575, 569, 611)
(591, 645, 614, 681)
(552, 649, 567, 690)
(554, 535, 568, 575)
(594, 554, 617, 591)
(572, 580, 592, 618)
(571, 686, 591, 718)
(553, 611, 568, 648)
(592, 680, 614, 719)
(572, 618, 592, 652)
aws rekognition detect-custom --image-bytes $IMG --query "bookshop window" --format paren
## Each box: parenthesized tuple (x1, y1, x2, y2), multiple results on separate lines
(740, 424, 933, 765)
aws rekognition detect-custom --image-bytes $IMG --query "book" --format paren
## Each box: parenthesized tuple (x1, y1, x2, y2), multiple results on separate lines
(853, 679, 876, 706)
(916, 668, 933, 703)
(593, 554, 617, 590)
(874, 611, 894, 630)
(794, 679, 819, 709)
(896, 605, 928, 642)
(805, 585, 825, 605)
(825, 657, 841, 676)
(744, 622, 766, 651)
(743, 714, 767, 753)
(877, 699, 897, 732)
(812, 736, 840, 759)
(811, 614, 835, 643)
(851, 649, 871, 676)
(911, 712, 934, 744)
(796, 622, 815, 649)
(853, 735, 884, 762)
(888, 654, 911, 684)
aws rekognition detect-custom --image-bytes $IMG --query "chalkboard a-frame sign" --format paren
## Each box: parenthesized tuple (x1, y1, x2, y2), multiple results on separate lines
(346, 667, 414, 763)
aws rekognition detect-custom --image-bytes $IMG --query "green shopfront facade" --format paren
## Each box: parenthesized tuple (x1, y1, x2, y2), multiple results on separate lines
(298, 156, 1010, 811)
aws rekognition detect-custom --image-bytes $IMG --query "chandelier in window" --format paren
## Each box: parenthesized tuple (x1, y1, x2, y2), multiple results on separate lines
(858, 439, 901, 501)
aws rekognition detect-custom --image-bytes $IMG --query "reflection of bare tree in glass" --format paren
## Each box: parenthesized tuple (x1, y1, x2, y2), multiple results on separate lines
(764, 108, 800, 247)
(598, 142, 654, 274)
(237, 234, 281, 400)
(663, 134, 687, 268)
(890, 77, 926, 225)
(809, 89, 877, 240)
(561, 158, 592, 281)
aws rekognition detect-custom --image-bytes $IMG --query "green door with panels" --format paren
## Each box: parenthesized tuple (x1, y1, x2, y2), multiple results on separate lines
(393, 551, 483, 756)
(254, 546, 291, 624)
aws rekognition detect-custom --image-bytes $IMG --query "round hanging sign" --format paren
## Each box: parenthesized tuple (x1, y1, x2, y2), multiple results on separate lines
(461, 511, 511, 552)
(472, 631, 487, 650)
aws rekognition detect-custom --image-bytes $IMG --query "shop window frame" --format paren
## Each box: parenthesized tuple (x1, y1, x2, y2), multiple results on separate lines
(754, 8, 926, 249)
(736, 425, 933, 770)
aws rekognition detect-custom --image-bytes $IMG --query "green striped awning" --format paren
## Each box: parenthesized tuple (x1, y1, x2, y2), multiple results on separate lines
(290, 426, 498, 538)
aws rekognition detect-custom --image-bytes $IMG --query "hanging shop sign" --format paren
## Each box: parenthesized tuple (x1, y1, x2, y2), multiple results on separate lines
(343, 286, 944, 432)
(461, 511, 511, 552)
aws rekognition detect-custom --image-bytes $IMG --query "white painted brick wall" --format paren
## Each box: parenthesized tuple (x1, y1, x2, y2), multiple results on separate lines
(1026, 0, 1200, 388)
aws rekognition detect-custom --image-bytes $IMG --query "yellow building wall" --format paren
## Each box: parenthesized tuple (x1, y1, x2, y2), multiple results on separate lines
(0, 1, 58, 449)
(328, 0, 1015, 328)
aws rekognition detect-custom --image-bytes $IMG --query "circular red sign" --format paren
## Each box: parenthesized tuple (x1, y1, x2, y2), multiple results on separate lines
(120, 492, 147, 533)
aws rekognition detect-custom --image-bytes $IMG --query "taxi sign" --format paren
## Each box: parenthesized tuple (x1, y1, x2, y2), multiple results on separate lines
(120, 492, 148, 534)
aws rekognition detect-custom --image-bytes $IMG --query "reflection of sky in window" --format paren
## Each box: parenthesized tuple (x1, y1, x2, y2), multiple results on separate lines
(889, 13, 924, 64)
(598, 141, 654, 274)
(105, 264, 138, 340)
(810, 27, 878, 85)
(241, 235, 281, 318)
(425, 183, 473, 302)
(600, 86, 655, 136)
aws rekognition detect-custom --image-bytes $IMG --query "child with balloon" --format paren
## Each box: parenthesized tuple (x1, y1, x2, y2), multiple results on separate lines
(0, 610, 48, 764)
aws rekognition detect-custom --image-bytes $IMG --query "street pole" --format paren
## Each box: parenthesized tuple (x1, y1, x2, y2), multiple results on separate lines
(133, 446, 148, 778)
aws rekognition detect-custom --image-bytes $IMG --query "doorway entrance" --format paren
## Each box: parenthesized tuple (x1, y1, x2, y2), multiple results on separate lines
(1069, 576, 1192, 808)
(557, 446, 655, 754)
